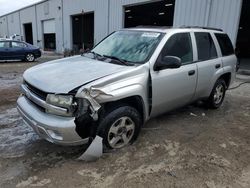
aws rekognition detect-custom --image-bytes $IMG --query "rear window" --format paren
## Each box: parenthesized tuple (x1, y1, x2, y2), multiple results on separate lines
(195, 32, 217, 61)
(215, 33, 234, 56)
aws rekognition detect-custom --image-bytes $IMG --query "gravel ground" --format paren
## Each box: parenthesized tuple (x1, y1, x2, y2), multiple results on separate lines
(0, 57, 250, 188)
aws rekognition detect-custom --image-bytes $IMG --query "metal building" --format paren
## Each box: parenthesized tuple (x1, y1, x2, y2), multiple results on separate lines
(0, 0, 246, 56)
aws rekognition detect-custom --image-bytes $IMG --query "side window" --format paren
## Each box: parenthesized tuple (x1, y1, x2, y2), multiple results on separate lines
(195, 32, 217, 61)
(12, 42, 26, 48)
(0, 41, 10, 48)
(215, 33, 234, 56)
(159, 33, 193, 64)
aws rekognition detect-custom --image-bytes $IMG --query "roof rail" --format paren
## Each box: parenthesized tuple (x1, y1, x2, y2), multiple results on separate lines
(135, 25, 172, 29)
(179, 26, 223, 32)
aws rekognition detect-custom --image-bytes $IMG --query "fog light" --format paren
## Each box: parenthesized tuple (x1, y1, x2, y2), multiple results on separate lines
(47, 130, 63, 141)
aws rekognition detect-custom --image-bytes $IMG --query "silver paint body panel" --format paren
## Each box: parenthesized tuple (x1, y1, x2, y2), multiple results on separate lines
(17, 28, 237, 145)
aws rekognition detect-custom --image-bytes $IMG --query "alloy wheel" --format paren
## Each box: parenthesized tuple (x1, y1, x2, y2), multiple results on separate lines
(26, 54, 35, 62)
(107, 116, 135, 149)
(213, 84, 225, 104)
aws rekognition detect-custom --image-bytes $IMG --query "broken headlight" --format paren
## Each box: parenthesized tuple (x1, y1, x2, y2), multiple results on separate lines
(46, 94, 76, 116)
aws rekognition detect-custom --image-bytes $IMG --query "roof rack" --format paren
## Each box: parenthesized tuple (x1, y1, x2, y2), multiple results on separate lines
(179, 26, 223, 32)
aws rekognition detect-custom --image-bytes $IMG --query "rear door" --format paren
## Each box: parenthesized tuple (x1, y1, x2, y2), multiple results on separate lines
(150, 32, 197, 117)
(0, 41, 11, 60)
(214, 33, 237, 84)
(193, 32, 222, 100)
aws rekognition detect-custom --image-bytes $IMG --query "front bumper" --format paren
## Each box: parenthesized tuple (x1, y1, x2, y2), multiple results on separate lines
(34, 50, 42, 58)
(17, 95, 89, 146)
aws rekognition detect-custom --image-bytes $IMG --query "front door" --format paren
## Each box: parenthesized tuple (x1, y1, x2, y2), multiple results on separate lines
(0, 41, 11, 60)
(150, 32, 197, 117)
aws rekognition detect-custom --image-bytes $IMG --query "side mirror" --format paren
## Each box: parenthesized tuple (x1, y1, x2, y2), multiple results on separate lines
(155, 56, 181, 71)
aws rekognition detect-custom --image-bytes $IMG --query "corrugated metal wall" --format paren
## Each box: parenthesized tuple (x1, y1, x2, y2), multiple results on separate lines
(62, 0, 109, 50)
(0, 16, 8, 37)
(36, 0, 63, 52)
(108, 0, 153, 33)
(174, 0, 208, 27)
(19, 6, 38, 47)
(0, 0, 243, 51)
(7, 12, 21, 37)
(208, 0, 242, 45)
(174, 0, 242, 45)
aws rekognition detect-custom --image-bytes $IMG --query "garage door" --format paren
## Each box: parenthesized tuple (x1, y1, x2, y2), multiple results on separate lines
(43, 19, 55, 34)
(43, 19, 56, 50)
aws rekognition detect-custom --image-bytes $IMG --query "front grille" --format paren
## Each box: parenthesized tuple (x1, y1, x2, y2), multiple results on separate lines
(22, 81, 69, 116)
(24, 81, 48, 101)
(28, 98, 46, 112)
(23, 80, 48, 112)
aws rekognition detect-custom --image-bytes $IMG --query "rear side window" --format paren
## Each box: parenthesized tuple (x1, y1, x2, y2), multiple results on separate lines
(195, 32, 217, 61)
(12, 42, 27, 48)
(159, 33, 193, 64)
(215, 33, 234, 56)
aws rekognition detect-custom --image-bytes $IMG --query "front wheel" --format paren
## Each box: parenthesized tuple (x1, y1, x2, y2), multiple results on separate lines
(206, 79, 226, 109)
(97, 106, 142, 149)
(25, 53, 35, 62)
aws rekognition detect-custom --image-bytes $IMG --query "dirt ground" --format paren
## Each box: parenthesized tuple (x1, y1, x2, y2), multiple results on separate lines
(0, 57, 250, 188)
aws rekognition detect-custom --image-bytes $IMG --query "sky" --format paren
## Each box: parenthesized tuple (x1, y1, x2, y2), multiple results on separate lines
(0, 0, 42, 16)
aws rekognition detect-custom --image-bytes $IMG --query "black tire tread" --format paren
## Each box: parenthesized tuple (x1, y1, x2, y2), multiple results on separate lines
(206, 79, 226, 109)
(25, 53, 35, 62)
(97, 105, 142, 149)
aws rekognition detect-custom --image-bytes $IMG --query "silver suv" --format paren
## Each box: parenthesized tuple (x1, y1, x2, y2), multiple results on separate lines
(17, 27, 236, 149)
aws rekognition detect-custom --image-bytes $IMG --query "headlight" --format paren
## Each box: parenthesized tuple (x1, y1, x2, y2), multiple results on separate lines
(46, 94, 73, 107)
(46, 94, 76, 116)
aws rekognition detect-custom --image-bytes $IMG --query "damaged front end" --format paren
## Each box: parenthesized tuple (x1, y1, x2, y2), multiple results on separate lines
(73, 87, 113, 162)
(75, 88, 102, 121)
(73, 87, 112, 139)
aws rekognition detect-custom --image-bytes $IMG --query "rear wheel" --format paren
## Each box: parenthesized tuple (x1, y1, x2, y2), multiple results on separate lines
(206, 79, 226, 109)
(97, 105, 142, 149)
(25, 53, 35, 62)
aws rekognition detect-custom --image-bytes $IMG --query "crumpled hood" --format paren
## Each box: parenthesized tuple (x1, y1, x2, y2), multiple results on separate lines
(23, 56, 132, 93)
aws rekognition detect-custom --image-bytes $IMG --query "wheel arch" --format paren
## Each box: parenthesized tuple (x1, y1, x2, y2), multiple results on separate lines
(101, 95, 146, 124)
(218, 72, 231, 89)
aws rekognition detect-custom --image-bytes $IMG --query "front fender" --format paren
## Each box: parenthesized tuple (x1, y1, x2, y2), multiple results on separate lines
(96, 84, 146, 103)
(96, 84, 149, 121)
(75, 64, 150, 121)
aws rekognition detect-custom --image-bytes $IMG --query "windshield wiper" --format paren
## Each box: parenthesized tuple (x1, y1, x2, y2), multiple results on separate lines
(103, 55, 131, 66)
(82, 51, 103, 59)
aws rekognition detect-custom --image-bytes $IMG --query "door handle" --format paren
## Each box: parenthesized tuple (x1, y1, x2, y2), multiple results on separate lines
(188, 70, 195, 76)
(215, 64, 221, 69)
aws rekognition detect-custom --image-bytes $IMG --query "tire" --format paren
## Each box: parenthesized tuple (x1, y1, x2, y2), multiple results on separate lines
(206, 79, 226, 109)
(25, 53, 35, 62)
(97, 105, 142, 149)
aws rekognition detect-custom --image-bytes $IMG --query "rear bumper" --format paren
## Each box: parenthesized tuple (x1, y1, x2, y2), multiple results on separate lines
(17, 95, 88, 146)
